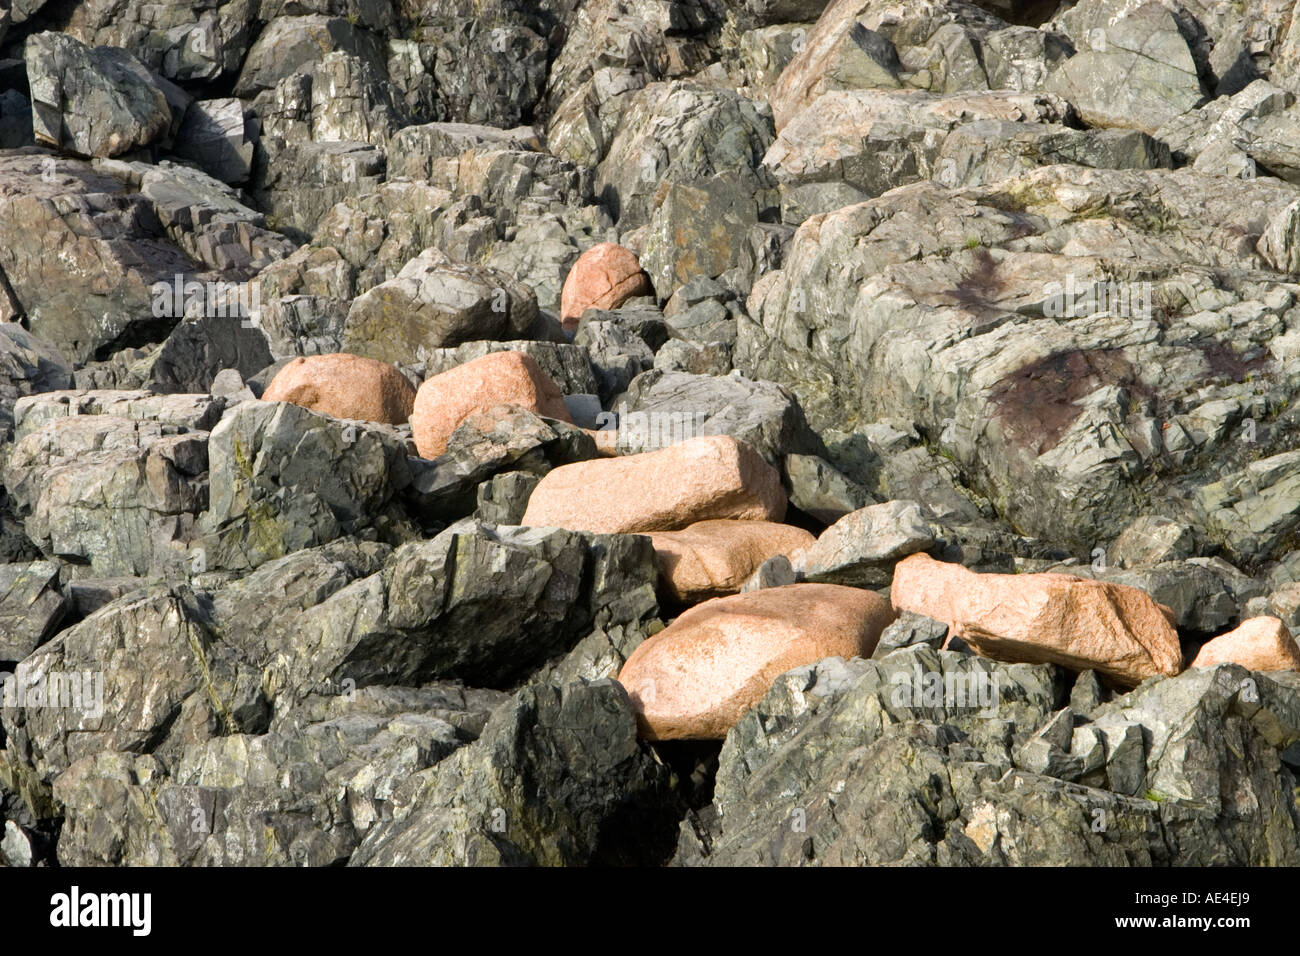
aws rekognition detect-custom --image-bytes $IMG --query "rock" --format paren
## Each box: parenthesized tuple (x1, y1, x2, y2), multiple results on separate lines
(784, 452, 873, 524)
(891, 553, 1183, 686)
(195, 399, 413, 572)
(350, 680, 679, 866)
(0, 560, 66, 661)
(418, 341, 600, 401)
(404, 405, 595, 524)
(796, 500, 937, 587)
(871, 610, 949, 659)
(343, 249, 538, 364)
(560, 243, 652, 332)
(0, 322, 72, 439)
(3, 408, 212, 576)
(617, 583, 896, 739)
(573, 320, 656, 403)
(172, 98, 256, 184)
(410, 351, 573, 460)
(1046, 0, 1204, 134)
(25, 32, 172, 158)
(522, 435, 787, 534)
(142, 315, 274, 395)
(0, 152, 290, 363)
(1109, 515, 1196, 569)
(262, 354, 416, 426)
(649, 519, 815, 604)
(611, 369, 824, 464)
(1192, 616, 1300, 672)
(0, 586, 265, 785)
(475, 472, 542, 526)
(233, 16, 385, 97)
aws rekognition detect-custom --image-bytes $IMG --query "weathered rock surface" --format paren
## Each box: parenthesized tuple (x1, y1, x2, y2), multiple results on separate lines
(892, 554, 1184, 686)
(262, 354, 416, 426)
(618, 583, 895, 739)
(522, 435, 787, 534)
(649, 519, 815, 604)
(1192, 616, 1300, 671)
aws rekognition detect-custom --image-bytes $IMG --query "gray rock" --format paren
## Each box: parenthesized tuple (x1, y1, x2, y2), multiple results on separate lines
(172, 98, 257, 184)
(871, 610, 949, 659)
(784, 452, 874, 524)
(343, 249, 538, 364)
(25, 32, 172, 158)
(474, 472, 542, 526)
(795, 500, 937, 587)
(194, 400, 414, 573)
(612, 368, 823, 464)
(350, 679, 680, 866)
(0, 323, 72, 440)
(0, 561, 66, 661)
(234, 16, 386, 97)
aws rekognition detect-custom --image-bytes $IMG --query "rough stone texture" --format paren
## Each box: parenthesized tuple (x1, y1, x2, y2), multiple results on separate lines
(0, 561, 66, 661)
(618, 583, 896, 739)
(560, 242, 652, 331)
(1192, 617, 1300, 672)
(25, 32, 172, 158)
(648, 519, 815, 604)
(262, 354, 416, 426)
(795, 500, 937, 587)
(410, 351, 573, 460)
(522, 435, 787, 534)
(891, 554, 1184, 687)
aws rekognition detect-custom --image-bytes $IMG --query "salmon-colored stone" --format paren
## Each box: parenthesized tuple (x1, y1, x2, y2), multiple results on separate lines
(560, 242, 652, 331)
(617, 583, 896, 739)
(890, 553, 1183, 687)
(261, 353, 416, 424)
(1191, 616, 1300, 672)
(649, 519, 815, 604)
(520, 434, 786, 534)
(410, 351, 572, 459)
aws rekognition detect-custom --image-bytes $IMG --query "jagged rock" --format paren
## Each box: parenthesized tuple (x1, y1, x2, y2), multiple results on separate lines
(0, 560, 66, 661)
(234, 16, 386, 97)
(343, 249, 538, 364)
(404, 405, 595, 524)
(0, 323, 72, 439)
(172, 98, 257, 184)
(3, 407, 212, 576)
(783, 452, 873, 524)
(474, 472, 542, 526)
(25, 32, 172, 158)
(612, 369, 823, 464)
(1046, 0, 1204, 134)
(193, 400, 413, 572)
(350, 680, 680, 866)
(574, 320, 656, 404)
(1109, 515, 1196, 569)
(795, 500, 937, 587)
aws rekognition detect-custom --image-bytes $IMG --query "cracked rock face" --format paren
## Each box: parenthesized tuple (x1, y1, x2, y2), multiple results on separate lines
(9, 0, 1300, 871)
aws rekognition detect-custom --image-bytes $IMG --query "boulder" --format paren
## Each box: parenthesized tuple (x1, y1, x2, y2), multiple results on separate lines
(796, 500, 937, 587)
(25, 32, 171, 158)
(560, 243, 652, 331)
(1192, 616, 1300, 672)
(521, 435, 787, 534)
(262, 354, 416, 426)
(617, 583, 896, 739)
(410, 351, 572, 459)
(648, 519, 815, 603)
(890, 553, 1183, 686)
